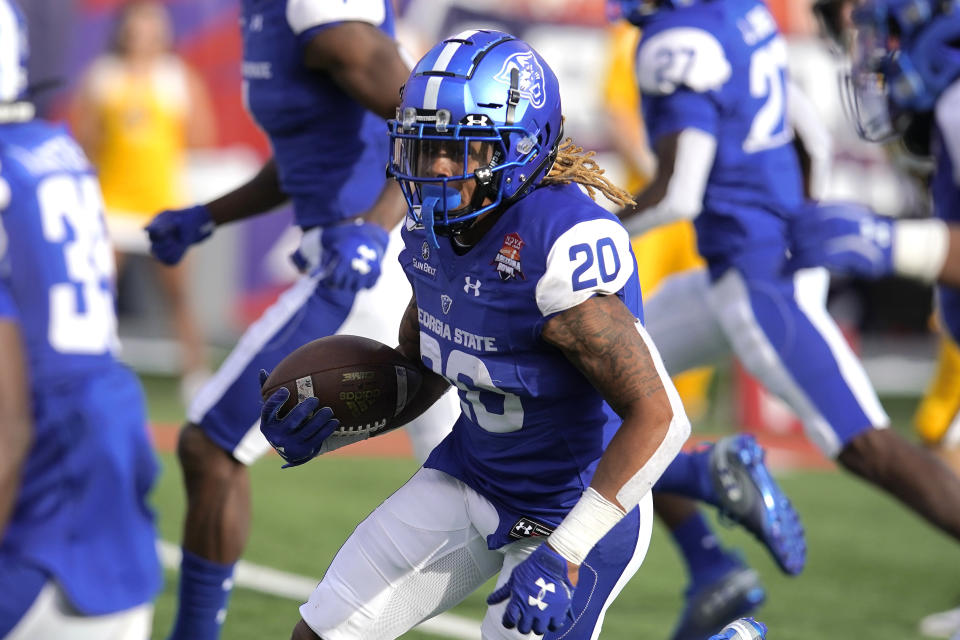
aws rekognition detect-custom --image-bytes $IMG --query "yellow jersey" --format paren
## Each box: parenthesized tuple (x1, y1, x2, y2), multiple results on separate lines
(86, 54, 190, 220)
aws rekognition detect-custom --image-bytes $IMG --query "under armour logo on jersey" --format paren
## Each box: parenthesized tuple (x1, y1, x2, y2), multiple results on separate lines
(528, 578, 555, 611)
(441, 294, 453, 314)
(351, 245, 378, 275)
(514, 522, 533, 536)
(464, 276, 481, 296)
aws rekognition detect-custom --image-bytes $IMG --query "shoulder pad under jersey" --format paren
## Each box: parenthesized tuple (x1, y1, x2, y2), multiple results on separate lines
(286, 0, 386, 35)
(637, 27, 732, 96)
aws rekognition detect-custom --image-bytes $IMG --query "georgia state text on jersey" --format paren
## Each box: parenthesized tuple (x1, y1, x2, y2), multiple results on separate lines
(400, 182, 642, 549)
(0, 120, 160, 615)
(636, 0, 804, 272)
(241, 0, 395, 228)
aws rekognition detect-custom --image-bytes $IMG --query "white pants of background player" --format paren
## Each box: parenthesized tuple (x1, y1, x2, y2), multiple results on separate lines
(187, 224, 459, 465)
(299, 468, 654, 640)
(645, 265, 887, 456)
(4, 583, 152, 640)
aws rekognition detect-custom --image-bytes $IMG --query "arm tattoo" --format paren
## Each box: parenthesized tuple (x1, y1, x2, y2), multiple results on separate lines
(541, 294, 666, 417)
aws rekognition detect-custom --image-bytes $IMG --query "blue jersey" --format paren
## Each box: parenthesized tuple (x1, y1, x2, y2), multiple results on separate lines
(241, 0, 395, 228)
(636, 0, 804, 270)
(932, 80, 960, 343)
(0, 120, 160, 616)
(0, 121, 119, 380)
(400, 183, 642, 549)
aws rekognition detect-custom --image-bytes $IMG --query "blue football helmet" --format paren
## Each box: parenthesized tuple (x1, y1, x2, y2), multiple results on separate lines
(845, 0, 960, 140)
(606, 0, 706, 25)
(387, 30, 562, 246)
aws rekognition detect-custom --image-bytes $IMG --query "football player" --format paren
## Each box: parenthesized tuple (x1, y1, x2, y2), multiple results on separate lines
(792, 0, 960, 482)
(0, 1, 161, 637)
(258, 30, 694, 639)
(613, 0, 960, 638)
(786, 2, 960, 637)
(604, 4, 832, 633)
(141, 1, 458, 639)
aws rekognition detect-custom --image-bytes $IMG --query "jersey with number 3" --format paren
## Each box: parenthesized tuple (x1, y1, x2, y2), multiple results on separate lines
(636, 0, 804, 265)
(0, 120, 160, 615)
(0, 120, 119, 379)
(400, 183, 642, 549)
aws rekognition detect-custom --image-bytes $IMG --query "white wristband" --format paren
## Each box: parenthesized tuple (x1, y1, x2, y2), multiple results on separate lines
(547, 487, 626, 566)
(893, 218, 949, 283)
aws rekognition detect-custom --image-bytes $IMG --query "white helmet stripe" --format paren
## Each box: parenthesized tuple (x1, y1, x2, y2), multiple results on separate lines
(0, 0, 20, 102)
(423, 76, 443, 110)
(422, 29, 480, 110)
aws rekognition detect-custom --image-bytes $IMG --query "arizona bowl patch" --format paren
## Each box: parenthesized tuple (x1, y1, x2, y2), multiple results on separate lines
(492, 232, 525, 281)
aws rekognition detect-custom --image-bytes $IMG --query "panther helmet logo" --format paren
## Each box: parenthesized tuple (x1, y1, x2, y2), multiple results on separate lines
(493, 52, 546, 109)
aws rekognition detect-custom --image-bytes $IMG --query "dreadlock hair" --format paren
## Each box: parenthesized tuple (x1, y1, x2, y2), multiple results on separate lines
(542, 138, 636, 208)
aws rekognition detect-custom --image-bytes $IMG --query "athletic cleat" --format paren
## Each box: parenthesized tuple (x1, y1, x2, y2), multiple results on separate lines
(709, 617, 768, 639)
(671, 564, 766, 640)
(709, 434, 806, 576)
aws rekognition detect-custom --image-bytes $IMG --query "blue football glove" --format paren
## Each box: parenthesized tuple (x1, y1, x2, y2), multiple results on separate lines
(145, 204, 215, 265)
(486, 543, 575, 635)
(315, 221, 389, 292)
(258, 369, 341, 468)
(787, 202, 894, 279)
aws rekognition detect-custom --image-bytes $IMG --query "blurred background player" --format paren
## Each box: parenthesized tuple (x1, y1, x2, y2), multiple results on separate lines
(0, 0, 161, 637)
(789, 1, 960, 635)
(258, 29, 690, 639)
(607, 1, 831, 636)
(70, 0, 216, 405)
(601, 17, 714, 421)
(801, 0, 960, 479)
(613, 0, 960, 637)
(141, 1, 457, 638)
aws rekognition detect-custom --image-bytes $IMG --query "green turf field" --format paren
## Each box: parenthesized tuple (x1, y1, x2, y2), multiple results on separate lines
(143, 375, 960, 639)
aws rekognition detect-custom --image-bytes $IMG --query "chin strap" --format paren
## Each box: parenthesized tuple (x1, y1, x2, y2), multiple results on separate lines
(419, 184, 462, 249)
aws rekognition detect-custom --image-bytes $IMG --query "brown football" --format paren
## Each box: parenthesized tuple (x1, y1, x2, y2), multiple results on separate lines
(261, 335, 423, 436)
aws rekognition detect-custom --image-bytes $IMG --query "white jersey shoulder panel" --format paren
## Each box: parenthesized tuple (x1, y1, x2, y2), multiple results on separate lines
(536, 218, 634, 317)
(637, 27, 732, 96)
(286, 0, 386, 35)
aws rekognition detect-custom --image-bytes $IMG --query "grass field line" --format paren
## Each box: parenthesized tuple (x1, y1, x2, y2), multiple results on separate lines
(156, 540, 481, 640)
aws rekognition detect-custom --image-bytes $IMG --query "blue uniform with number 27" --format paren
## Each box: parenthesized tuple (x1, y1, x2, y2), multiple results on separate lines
(637, 0, 889, 456)
(0, 120, 160, 633)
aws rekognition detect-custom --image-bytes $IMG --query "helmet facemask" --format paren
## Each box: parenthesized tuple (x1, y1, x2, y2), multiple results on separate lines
(843, 0, 960, 142)
(389, 106, 544, 248)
